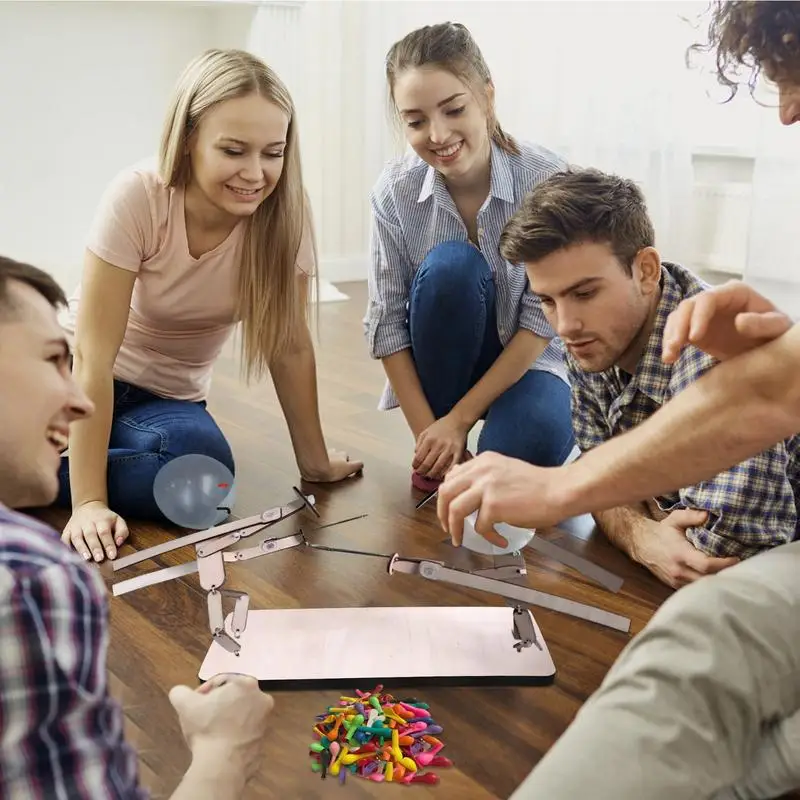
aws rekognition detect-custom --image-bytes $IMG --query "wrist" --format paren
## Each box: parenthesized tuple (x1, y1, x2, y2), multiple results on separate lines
(298, 460, 330, 481)
(626, 519, 653, 565)
(73, 497, 108, 511)
(185, 747, 248, 798)
(408, 409, 437, 441)
(71, 472, 110, 511)
(297, 449, 330, 481)
(550, 462, 585, 522)
(447, 405, 476, 433)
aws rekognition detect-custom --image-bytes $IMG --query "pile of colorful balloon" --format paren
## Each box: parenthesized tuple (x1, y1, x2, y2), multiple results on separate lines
(309, 684, 453, 785)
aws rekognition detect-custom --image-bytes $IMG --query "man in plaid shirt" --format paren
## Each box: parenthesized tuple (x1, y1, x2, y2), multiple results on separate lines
(498, 169, 800, 589)
(0, 255, 273, 799)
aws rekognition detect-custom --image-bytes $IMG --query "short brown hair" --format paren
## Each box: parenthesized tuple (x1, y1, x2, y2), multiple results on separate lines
(385, 22, 519, 156)
(499, 169, 655, 275)
(0, 255, 66, 319)
(690, 1, 800, 98)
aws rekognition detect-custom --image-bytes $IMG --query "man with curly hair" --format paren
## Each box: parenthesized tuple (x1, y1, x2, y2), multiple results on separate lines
(438, 3, 800, 799)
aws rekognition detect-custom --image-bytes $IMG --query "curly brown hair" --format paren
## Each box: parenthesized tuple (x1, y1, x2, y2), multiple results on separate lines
(692, 1, 800, 98)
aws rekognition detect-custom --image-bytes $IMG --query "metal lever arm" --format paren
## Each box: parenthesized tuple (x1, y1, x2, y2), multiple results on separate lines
(113, 494, 315, 572)
(222, 532, 306, 563)
(198, 550, 240, 654)
(388, 556, 631, 633)
(199, 533, 307, 656)
(111, 531, 308, 598)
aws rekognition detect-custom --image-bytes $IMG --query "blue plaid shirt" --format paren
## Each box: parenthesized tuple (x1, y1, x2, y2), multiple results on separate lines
(569, 262, 800, 559)
(0, 504, 145, 798)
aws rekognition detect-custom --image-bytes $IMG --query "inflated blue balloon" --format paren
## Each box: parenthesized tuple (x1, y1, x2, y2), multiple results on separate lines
(153, 454, 235, 529)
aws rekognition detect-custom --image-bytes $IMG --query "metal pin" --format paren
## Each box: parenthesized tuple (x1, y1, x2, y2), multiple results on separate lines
(313, 514, 368, 530)
(415, 488, 438, 510)
(292, 486, 321, 517)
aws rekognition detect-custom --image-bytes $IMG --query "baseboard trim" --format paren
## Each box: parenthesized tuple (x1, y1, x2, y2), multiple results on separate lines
(319, 255, 367, 284)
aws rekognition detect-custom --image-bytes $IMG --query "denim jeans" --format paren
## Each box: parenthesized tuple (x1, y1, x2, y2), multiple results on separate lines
(409, 240, 574, 467)
(57, 379, 235, 522)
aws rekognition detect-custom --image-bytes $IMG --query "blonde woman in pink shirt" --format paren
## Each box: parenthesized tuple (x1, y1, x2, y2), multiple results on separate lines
(57, 49, 363, 564)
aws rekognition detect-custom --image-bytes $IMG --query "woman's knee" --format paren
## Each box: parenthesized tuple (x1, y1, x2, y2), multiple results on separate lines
(166, 416, 235, 474)
(478, 372, 574, 466)
(413, 240, 491, 294)
(478, 423, 574, 466)
(117, 402, 235, 474)
(119, 431, 234, 522)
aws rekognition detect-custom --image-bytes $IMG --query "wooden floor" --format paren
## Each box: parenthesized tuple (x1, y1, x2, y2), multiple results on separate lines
(37, 282, 703, 798)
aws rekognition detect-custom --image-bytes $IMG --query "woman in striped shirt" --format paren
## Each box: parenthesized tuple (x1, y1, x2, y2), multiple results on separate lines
(365, 22, 574, 492)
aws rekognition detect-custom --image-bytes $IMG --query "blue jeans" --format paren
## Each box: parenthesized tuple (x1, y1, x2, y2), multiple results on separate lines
(57, 380, 235, 522)
(409, 241, 574, 467)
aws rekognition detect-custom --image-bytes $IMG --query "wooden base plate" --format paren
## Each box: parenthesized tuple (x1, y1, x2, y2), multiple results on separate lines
(198, 606, 556, 687)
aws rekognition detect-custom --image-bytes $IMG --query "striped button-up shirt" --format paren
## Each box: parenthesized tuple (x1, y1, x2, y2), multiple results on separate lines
(365, 140, 569, 410)
(0, 505, 145, 799)
(569, 262, 800, 559)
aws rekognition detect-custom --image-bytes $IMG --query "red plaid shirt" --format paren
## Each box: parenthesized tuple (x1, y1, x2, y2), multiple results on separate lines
(0, 504, 145, 798)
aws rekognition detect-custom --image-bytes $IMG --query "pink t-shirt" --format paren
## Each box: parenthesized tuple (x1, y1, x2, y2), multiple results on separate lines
(62, 163, 315, 402)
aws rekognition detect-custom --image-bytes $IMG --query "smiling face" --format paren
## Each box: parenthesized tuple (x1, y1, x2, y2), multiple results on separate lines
(392, 66, 492, 182)
(186, 92, 290, 222)
(526, 242, 662, 374)
(0, 280, 94, 508)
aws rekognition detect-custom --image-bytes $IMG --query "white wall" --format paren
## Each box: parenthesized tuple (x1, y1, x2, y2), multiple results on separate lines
(0, 0, 256, 293)
(0, 0, 378, 289)
(2, 0, 796, 297)
(262, 0, 784, 284)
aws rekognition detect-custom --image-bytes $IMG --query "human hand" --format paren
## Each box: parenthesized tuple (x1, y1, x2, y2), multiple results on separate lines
(169, 674, 274, 784)
(631, 508, 739, 589)
(413, 413, 471, 479)
(61, 500, 129, 562)
(301, 448, 363, 483)
(437, 451, 565, 547)
(662, 280, 792, 364)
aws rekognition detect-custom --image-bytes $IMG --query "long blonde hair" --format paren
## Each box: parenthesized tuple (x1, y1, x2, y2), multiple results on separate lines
(159, 48, 316, 383)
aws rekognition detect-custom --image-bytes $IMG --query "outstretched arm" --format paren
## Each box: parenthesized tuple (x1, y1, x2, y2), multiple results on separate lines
(270, 274, 363, 484)
(562, 320, 800, 519)
(439, 320, 800, 540)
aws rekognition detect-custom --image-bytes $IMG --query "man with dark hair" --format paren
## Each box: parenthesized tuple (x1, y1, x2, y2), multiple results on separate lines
(0, 254, 68, 312)
(0, 254, 274, 798)
(497, 168, 800, 589)
(437, 3, 800, 798)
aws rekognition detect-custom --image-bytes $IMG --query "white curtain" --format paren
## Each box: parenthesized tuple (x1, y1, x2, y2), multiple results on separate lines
(245, 1, 800, 292)
(508, 2, 700, 264)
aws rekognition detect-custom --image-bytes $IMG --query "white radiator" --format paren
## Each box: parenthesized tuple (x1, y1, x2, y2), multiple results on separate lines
(689, 181, 753, 277)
